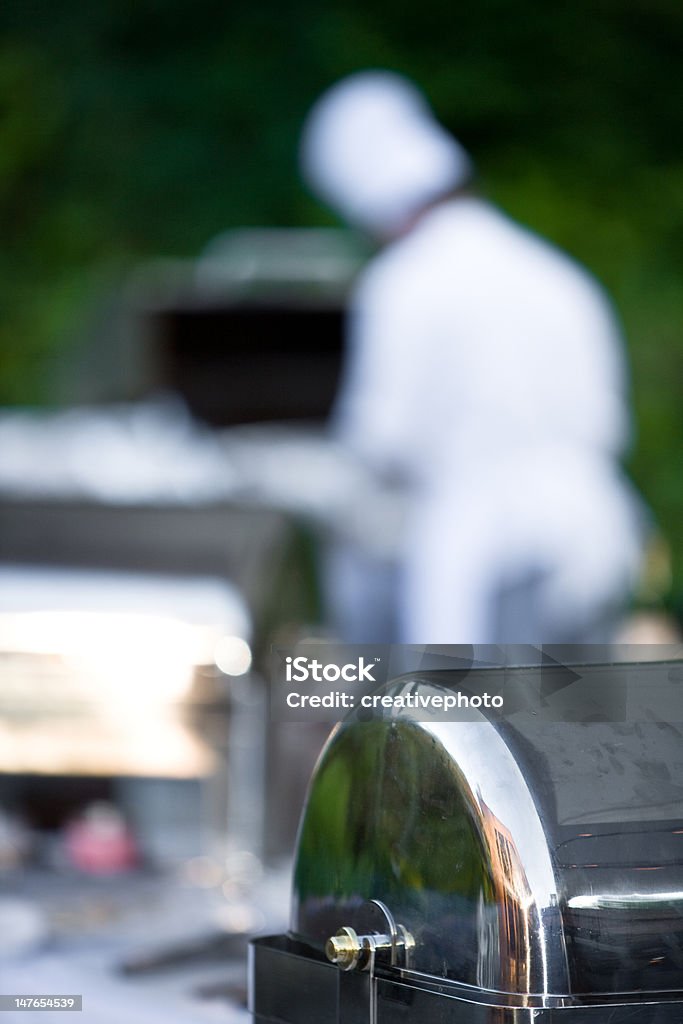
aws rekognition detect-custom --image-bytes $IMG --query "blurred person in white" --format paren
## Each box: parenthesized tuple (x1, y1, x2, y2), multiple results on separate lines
(300, 70, 645, 643)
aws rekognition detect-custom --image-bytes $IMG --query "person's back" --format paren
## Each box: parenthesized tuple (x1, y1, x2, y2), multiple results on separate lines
(339, 196, 628, 475)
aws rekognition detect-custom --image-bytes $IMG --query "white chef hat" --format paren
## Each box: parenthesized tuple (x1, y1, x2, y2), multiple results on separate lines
(300, 70, 472, 236)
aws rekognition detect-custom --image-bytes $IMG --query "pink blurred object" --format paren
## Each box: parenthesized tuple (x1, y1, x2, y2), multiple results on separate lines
(64, 802, 138, 875)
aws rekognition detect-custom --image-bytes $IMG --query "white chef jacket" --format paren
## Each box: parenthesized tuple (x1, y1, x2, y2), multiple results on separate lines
(331, 197, 643, 643)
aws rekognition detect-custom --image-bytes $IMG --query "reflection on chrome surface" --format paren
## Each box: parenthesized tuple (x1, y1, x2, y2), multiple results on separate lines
(291, 665, 683, 998)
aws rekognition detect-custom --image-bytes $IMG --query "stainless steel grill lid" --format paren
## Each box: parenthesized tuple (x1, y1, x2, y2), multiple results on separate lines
(251, 662, 683, 1022)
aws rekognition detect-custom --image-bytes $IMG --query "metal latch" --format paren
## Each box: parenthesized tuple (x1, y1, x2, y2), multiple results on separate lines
(324, 900, 415, 1024)
(326, 920, 415, 971)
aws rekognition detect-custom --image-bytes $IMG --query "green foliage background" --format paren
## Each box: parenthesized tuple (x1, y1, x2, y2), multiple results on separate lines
(1, 0, 682, 598)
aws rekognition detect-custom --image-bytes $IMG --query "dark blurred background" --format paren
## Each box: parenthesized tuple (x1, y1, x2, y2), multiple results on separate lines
(1, 0, 682, 604)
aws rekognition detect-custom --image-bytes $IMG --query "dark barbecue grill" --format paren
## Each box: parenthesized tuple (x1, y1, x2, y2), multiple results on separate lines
(250, 660, 683, 1022)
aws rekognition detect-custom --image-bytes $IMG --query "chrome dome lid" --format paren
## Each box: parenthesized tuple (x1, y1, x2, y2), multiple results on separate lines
(290, 664, 683, 998)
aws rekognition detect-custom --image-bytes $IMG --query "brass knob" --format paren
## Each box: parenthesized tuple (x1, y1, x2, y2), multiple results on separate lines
(325, 926, 363, 971)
